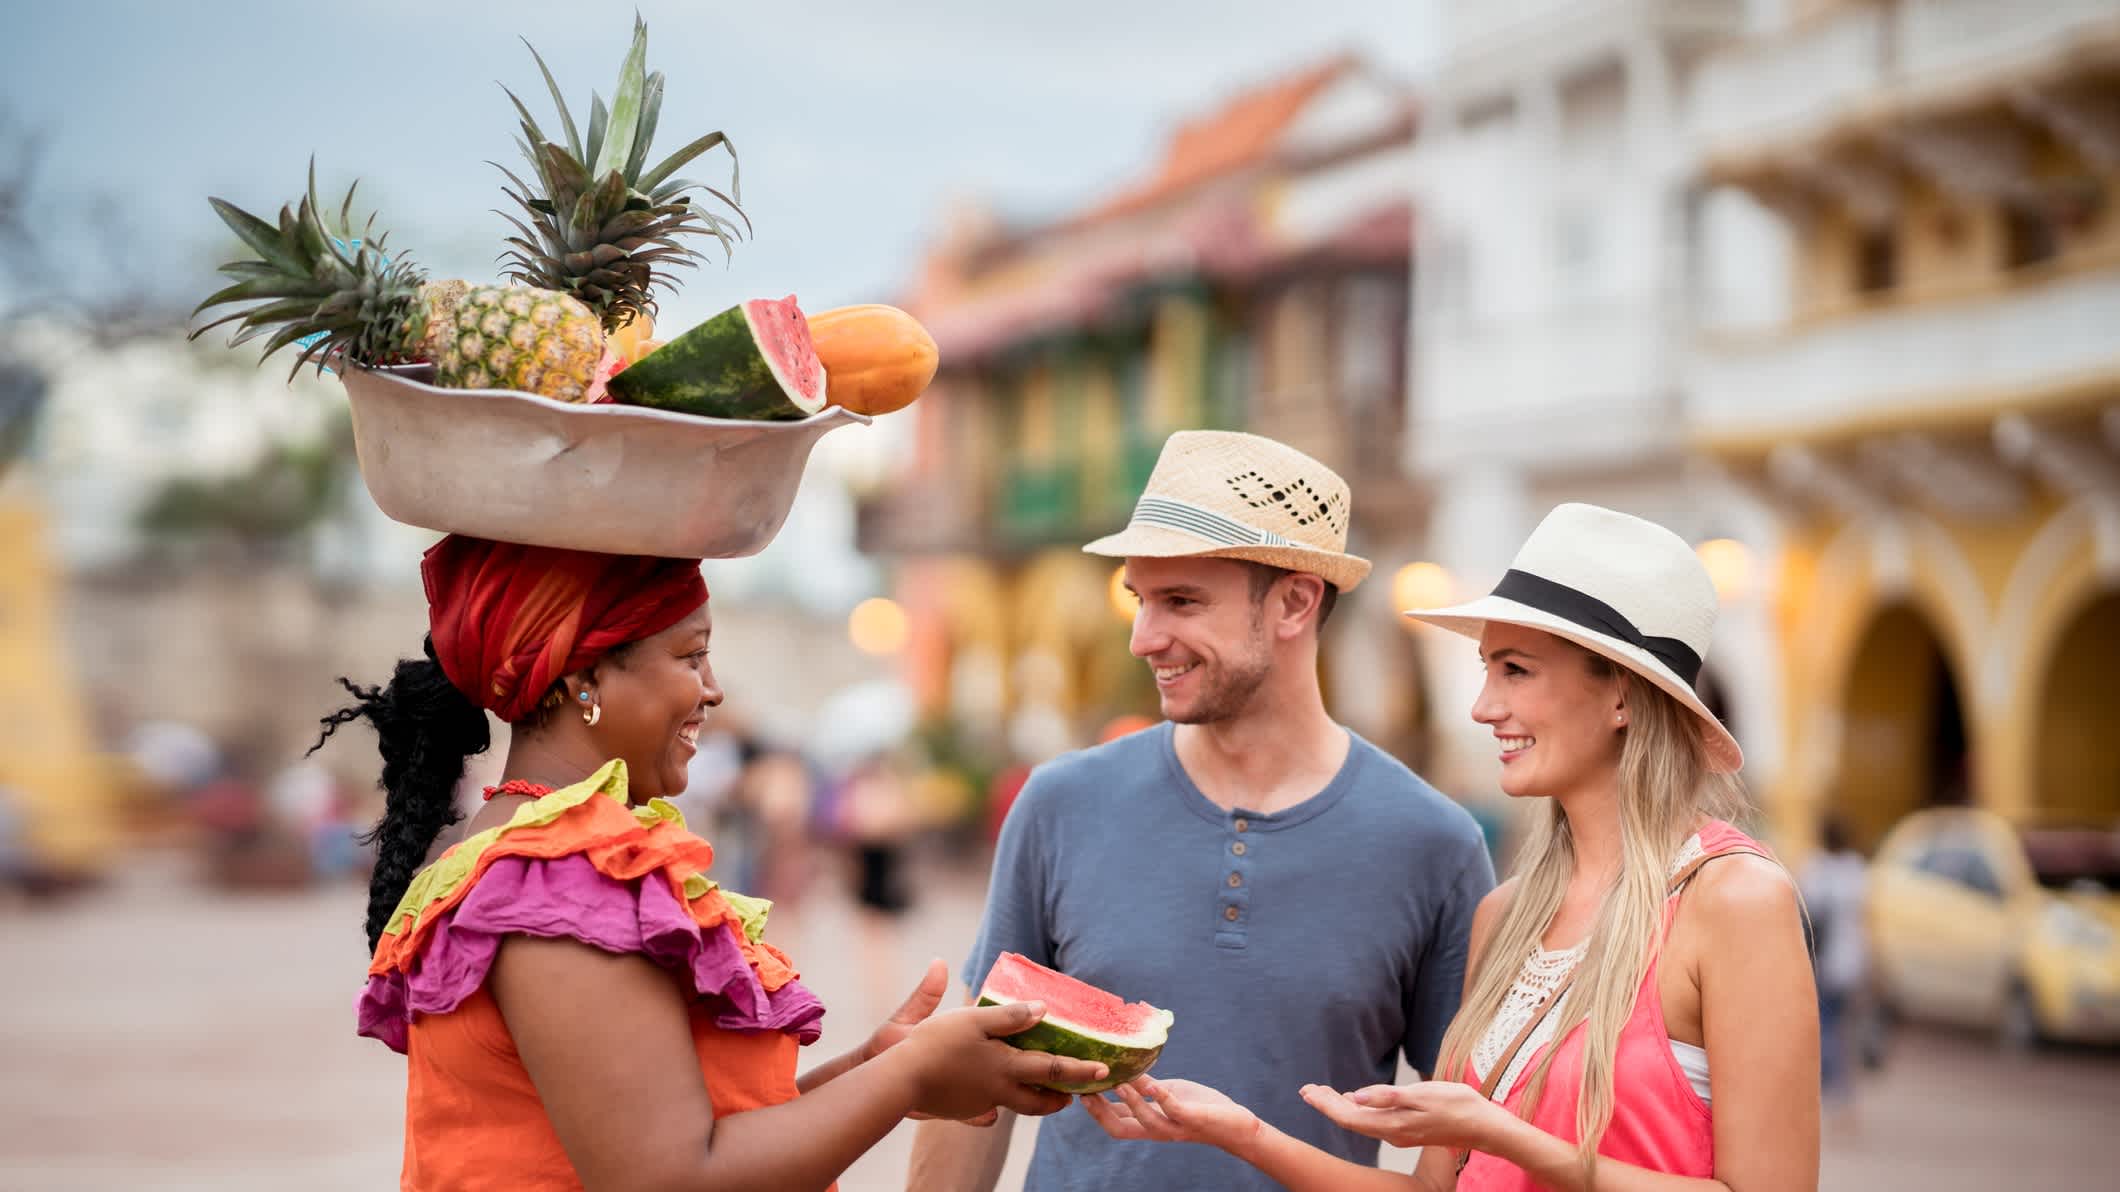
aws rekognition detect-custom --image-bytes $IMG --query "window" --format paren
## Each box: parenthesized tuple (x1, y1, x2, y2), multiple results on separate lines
(1554, 201, 1601, 300)
(1854, 226, 1897, 294)
(1429, 231, 1472, 322)
(1916, 841, 2005, 899)
(1335, 276, 1401, 406)
(2002, 199, 2059, 270)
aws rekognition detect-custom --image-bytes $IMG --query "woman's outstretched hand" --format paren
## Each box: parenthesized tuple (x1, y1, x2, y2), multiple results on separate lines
(1300, 1079, 1501, 1153)
(1082, 1077, 1263, 1154)
(897, 999, 1110, 1123)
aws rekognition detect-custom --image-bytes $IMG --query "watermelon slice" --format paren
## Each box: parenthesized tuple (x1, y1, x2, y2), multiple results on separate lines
(605, 295, 827, 420)
(976, 952, 1173, 1094)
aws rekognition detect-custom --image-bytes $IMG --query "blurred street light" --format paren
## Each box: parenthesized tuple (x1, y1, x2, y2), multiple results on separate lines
(1392, 561, 1455, 618)
(847, 596, 908, 655)
(1108, 565, 1137, 622)
(1696, 538, 1754, 603)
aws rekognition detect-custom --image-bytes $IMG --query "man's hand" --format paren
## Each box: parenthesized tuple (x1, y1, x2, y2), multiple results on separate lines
(1082, 1077, 1263, 1155)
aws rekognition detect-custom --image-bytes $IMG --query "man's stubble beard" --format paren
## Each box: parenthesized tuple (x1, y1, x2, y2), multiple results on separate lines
(1168, 623, 1274, 726)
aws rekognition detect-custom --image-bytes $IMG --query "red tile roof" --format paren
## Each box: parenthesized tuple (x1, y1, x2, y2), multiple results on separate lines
(1076, 53, 1362, 225)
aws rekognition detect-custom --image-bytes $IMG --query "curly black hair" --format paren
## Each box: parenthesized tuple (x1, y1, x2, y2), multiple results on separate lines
(312, 636, 490, 953)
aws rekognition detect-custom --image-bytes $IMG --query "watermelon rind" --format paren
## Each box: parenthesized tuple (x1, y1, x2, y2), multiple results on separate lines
(607, 300, 827, 420)
(974, 993, 1173, 1094)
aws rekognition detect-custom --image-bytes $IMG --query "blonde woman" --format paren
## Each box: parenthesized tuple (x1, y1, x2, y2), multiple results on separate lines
(1084, 504, 1820, 1190)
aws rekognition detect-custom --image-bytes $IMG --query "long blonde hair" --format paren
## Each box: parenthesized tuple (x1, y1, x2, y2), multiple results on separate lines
(1433, 645, 1746, 1185)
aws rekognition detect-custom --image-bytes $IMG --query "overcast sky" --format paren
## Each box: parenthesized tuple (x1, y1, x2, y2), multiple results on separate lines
(3, 0, 1439, 333)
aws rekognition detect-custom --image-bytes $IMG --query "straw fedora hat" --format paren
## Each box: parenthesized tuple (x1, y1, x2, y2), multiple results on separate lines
(1083, 430, 1371, 591)
(1403, 503, 1742, 773)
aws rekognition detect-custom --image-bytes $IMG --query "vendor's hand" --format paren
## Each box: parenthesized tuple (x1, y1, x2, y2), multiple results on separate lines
(899, 1000, 1110, 1123)
(1082, 1077, 1262, 1154)
(1300, 1079, 1502, 1153)
(861, 959, 996, 1123)
(859, 958, 949, 1066)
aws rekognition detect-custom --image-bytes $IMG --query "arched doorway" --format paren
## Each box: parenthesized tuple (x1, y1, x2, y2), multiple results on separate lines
(1835, 604, 1971, 850)
(2032, 590, 2120, 823)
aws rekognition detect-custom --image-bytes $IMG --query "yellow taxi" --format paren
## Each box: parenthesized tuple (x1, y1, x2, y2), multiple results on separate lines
(1868, 807, 2120, 1048)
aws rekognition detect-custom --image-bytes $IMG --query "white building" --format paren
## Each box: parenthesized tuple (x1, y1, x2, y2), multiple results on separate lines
(1687, 0, 2120, 848)
(1404, 0, 1778, 803)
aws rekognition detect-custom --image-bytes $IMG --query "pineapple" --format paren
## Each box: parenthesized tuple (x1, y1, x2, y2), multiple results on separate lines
(192, 166, 605, 402)
(497, 15, 747, 335)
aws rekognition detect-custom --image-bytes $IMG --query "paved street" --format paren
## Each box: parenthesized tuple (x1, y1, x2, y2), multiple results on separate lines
(2, 850, 2114, 1190)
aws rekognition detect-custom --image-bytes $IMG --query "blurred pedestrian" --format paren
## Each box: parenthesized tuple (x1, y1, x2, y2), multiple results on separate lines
(839, 750, 920, 1022)
(842, 752, 917, 918)
(743, 739, 821, 921)
(1799, 812, 1870, 1133)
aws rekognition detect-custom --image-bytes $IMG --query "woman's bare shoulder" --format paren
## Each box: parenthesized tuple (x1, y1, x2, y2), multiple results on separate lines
(1687, 852, 1800, 931)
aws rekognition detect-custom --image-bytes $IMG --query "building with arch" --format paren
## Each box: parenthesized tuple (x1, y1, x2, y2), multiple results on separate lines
(1688, 0, 2120, 849)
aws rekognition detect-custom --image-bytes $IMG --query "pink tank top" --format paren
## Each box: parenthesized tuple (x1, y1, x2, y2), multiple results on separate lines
(1457, 820, 1770, 1190)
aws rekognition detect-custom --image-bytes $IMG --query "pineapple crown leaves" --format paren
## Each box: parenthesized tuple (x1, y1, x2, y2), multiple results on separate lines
(191, 160, 427, 381)
(495, 14, 748, 329)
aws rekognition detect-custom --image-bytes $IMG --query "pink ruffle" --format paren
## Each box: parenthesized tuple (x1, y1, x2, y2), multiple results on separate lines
(357, 853, 824, 1054)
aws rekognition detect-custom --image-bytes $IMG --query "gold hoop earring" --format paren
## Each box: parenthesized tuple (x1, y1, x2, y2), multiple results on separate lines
(581, 694, 602, 727)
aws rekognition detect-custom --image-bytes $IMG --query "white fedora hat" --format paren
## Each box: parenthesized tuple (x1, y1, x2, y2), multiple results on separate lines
(1083, 430, 1371, 591)
(1403, 503, 1742, 773)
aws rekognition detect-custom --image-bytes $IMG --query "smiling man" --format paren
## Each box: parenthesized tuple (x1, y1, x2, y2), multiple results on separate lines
(909, 430, 1495, 1192)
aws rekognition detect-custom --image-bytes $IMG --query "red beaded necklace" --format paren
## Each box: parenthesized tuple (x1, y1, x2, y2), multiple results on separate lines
(481, 779, 556, 802)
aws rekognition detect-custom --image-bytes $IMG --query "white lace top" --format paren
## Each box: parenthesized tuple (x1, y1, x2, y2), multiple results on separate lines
(1470, 834, 1711, 1103)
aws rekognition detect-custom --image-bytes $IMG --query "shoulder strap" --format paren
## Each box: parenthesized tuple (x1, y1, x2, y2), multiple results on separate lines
(1471, 846, 1767, 1100)
(1667, 845, 1772, 899)
(1475, 964, 1577, 1101)
(1457, 844, 1771, 1172)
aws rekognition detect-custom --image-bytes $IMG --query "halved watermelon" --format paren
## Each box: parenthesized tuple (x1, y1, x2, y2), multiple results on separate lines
(605, 295, 827, 420)
(976, 952, 1172, 1094)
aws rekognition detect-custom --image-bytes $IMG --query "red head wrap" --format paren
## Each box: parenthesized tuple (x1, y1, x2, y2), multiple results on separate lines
(421, 535, 709, 724)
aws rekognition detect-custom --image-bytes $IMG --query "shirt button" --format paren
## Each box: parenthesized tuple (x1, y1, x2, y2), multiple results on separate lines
(1227, 872, 1242, 888)
(1224, 905, 1240, 921)
(1234, 818, 1250, 833)
(1232, 841, 1248, 857)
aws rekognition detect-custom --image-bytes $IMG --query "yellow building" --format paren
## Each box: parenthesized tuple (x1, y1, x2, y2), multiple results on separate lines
(1688, 1, 2120, 849)
(0, 492, 119, 876)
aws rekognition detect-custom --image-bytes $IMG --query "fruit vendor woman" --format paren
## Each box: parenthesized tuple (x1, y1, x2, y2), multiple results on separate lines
(911, 432, 1498, 1192)
(323, 534, 1108, 1190)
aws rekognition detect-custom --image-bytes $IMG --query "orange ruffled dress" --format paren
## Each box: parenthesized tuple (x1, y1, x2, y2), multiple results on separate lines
(356, 761, 825, 1190)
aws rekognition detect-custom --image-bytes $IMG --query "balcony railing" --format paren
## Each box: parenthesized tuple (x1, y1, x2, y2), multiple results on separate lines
(1687, 266, 2120, 438)
(1689, 0, 2120, 154)
(997, 465, 1084, 546)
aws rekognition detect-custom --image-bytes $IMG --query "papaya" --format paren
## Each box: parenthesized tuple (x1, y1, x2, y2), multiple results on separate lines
(609, 313, 657, 366)
(808, 304, 939, 416)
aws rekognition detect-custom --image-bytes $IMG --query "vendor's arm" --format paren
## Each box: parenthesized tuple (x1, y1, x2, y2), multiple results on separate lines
(490, 935, 1107, 1192)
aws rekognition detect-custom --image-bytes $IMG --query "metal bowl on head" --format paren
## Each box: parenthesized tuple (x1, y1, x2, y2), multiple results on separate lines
(341, 364, 869, 558)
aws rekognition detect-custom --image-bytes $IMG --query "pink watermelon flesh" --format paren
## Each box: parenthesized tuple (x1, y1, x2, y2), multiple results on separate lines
(745, 295, 826, 414)
(976, 952, 1172, 1094)
(982, 951, 1163, 1036)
